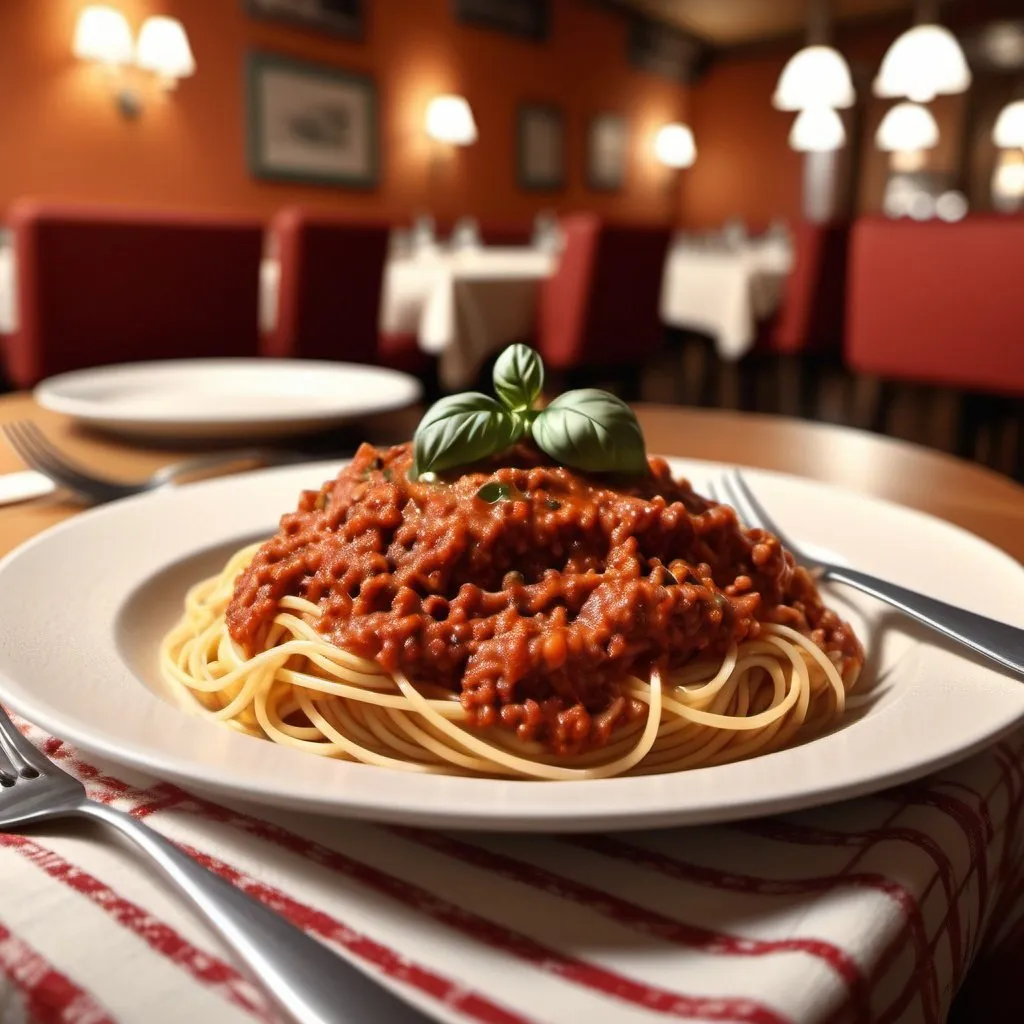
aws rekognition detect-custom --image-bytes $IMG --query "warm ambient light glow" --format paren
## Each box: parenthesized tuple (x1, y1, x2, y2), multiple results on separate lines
(873, 24, 971, 103)
(773, 46, 855, 110)
(993, 100, 1024, 149)
(788, 107, 846, 152)
(135, 16, 196, 85)
(654, 123, 696, 168)
(875, 102, 940, 151)
(72, 5, 134, 66)
(425, 95, 478, 145)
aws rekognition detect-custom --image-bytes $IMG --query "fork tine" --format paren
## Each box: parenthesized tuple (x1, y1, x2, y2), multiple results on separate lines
(0, 705, 49, 777)
(702, 477, 723, 504)
(726, 470, 802, 553)
(3, 422, 113, 501)
(4, 422, 89, 494)
(21, 422, 106, 479)
(718, 471, 758, 529)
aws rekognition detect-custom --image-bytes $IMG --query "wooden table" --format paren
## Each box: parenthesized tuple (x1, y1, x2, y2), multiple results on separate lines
(0, 392, 1021, 560)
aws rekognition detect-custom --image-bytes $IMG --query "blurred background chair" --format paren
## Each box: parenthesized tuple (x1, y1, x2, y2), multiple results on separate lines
(3, 201, 264, 388)
(265, 208, 430, 379)
(846, 216, 1024, 472)
(535, 215, 671, 399)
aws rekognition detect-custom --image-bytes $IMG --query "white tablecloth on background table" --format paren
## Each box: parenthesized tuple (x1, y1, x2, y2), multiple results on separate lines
(660, 243, 793, 361)
(0, 246, 15, 337)
(260, 249, 554, 389)
(2, 711, 1022, 1024)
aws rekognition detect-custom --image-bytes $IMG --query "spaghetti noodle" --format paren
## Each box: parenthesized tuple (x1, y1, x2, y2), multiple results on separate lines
(160, 443, 862, 780)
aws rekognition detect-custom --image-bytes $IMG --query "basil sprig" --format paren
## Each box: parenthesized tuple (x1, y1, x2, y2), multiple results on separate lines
(412, 344, 649, 478)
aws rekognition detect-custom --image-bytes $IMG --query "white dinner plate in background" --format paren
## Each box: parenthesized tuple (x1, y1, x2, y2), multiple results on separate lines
(0, 457, 1022, 832)
(34, 358, 422, 441)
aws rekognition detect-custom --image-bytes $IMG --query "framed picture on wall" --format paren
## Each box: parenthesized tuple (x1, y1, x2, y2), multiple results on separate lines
(245, 0, 364, 40)
(517, 104, 565, 190)
(453, 0, 549, 42)
(246, 52, 378, 188)
(587, 114, 627, 191)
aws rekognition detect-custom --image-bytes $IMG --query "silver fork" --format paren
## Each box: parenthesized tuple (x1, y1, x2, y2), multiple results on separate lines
(0, 706, 430, 1024)
(2, 421, 313, 504)
(708, 469, 1024, 678)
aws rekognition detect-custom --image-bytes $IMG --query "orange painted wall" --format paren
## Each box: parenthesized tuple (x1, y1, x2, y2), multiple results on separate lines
(679, 52, 804, 230)
(0, 0, 688, 224)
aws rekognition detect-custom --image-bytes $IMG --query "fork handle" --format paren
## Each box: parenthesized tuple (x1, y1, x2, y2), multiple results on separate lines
(826, 565, 1024, 677)
(74, 800, 429, 1024)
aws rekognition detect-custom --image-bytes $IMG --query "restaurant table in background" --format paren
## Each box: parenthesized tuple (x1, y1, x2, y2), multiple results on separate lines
(0, 244, 14, 336)
(1, 239, 790, 383)
(261, 248, 554, 389)
(1, 392, 1024, 1023)
(660, 239, 793, 360)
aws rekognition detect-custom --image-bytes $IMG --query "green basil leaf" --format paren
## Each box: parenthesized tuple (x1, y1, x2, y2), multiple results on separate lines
(413, 393, 523, 477)
(475, 481, 512, 503)
(493, 344, 544, 412)
(532, 389, 648, 475)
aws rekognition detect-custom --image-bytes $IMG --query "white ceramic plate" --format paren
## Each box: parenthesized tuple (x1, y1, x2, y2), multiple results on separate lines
(34, 359, 422, 440)
(0, 458, 1022, 832)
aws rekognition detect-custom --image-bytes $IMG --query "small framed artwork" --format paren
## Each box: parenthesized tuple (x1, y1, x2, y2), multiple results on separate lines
(587, 114, 627, 191)
(517, 104, 565, 190)
(246, 52, 378, 188)
(453, 0, 549, 42)
(245, 0, 364, 40)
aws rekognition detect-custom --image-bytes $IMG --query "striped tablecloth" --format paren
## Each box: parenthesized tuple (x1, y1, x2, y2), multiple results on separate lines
(2, 715, 1024, 1024)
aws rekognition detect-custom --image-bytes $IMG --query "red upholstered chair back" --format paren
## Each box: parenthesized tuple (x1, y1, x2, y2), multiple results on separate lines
(537, 215, 672, 370)
(769, 221, 849, 355)
(845, 217, 1024, 396)
(265, 209, 391, 364)
(5, 201, 263, 388)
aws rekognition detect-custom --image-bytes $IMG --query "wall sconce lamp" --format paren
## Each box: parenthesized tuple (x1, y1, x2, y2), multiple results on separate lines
(655, 123, 697, 169)
(425, 95, 478, 146)
(73, 5, 195, 118)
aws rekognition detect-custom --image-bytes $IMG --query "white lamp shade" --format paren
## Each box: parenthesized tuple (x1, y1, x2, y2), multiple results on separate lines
(425, 95, 477, 145)
(788, 107, 846, 152)
(136, 17, 196, 80)
(773, 46, 855, 111)
(654, 123, 696, 168)
(993, 100, 1024, 149)
(873, 24, 971, 103)
(875, 102, 939, 151)
(73, 5, 134, 66)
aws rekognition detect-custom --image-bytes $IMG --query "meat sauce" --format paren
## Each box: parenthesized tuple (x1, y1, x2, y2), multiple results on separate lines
(226, 443, 863, 755)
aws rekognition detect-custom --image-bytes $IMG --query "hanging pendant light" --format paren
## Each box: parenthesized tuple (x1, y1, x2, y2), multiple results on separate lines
(873, 0, 971, 104)
(773, 45, 855, 110)
(773, 1, 854, 112)
(993, 100, 1024, 149)
(789, 106, 846, 151)
(875, 102, 939, 151)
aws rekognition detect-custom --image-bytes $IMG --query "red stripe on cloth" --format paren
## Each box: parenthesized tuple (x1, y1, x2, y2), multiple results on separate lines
(30, 748, 524, 1024)
(127, 785, 788, 1024)
(881, 786, 989, 963)
(0, 834, 271, 1021)
(734, 816, 943, 1022)
(873, 750, 1024, 1024)
(390, 826, 869, 1018)
(0, 920, 116, 1024)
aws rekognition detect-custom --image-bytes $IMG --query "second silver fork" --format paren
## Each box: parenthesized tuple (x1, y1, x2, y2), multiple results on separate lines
(2, 420, 311, 504)
(707, 469, 1024, 678)
(0, 705, 429, 1024)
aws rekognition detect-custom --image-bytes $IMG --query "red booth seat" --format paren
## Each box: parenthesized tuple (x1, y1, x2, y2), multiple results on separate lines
(536, 215, 671, 371)
(4, 200, 264, 389)
(845, 217, 1024, 396)
(768, 221, 849, 355)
